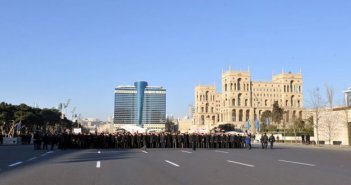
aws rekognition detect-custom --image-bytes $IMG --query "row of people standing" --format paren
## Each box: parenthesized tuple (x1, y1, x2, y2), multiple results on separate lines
(35, 133, 254, 150)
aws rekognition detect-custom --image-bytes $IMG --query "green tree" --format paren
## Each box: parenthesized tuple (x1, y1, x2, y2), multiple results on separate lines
(272, 101, 284, 125)
(303, 116, 314, 135)
(260, 110, 272, 124)
(165, 119, 176, 132)
(218, 123, 235, 132)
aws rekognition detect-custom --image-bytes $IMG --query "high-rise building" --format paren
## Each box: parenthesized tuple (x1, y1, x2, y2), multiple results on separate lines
(193, 68, 303, 132)
(114, 81, 166, 132)
(187, 104, 195, 119)
(344, 87, 351, 107)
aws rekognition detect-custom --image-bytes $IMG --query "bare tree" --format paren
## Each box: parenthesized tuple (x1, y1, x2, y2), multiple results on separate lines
(320, 111, 339, 144)
(325, 83, 334, 109)
(323, 84, 338, 145)
(310, 88, 324, 145)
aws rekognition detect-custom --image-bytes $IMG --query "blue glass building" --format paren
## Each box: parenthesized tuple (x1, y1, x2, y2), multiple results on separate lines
(114, 81, 166, 128)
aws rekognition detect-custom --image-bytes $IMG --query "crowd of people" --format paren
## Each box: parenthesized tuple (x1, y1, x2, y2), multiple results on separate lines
(29, 132, 259, 150)
(0, 132, 281, 151)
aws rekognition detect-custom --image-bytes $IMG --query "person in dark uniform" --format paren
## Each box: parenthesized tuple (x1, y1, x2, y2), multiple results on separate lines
(301, 135, 305, 144)
(33, 131, 41, 150)
(210, 134, 214, 148)
(185, 133, 189, 148)
(172, 133, 177, 148)
(306, 134, 311, 144)
(191, 134, 196, 151)
(49, 134, 56, 150)
(177, 134, 183, 148)
(261, 133, 269, 149)
(269, 134, 275, 149)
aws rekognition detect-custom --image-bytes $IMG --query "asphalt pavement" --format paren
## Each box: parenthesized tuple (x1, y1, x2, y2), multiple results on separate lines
(0, 144, 351, 185)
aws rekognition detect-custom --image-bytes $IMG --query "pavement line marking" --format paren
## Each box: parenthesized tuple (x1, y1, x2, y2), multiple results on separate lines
(41, 154, 47, 157)
(47, 151, 54, 154)
(28, 157, 38, 161)
(215, 150, 229, 154)
(278, 160, 316, 167)
(181, 150, 192, 154)
(8, 162, 23, 167)
(98, 151, 101, 154)
(227, 160, 255, 168)
(96, 161, 101, 168)
(165, 160, 180, 167)
(141, 150, 148, 154)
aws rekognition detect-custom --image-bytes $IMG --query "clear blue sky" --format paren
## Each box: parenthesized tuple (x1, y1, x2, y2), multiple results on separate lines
(1, 1, 350, 120)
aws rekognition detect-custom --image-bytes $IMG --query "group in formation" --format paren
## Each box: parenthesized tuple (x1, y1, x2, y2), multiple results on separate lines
(29, 132, 277, 150)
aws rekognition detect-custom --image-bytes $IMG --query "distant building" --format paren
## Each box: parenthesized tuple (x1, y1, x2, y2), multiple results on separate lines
(187, 104, 195, 119)
(192, 68, 304, 132)
(114, 81, 166, 132)
(344, 87, 351, 107)
(312, 107, 351, 146)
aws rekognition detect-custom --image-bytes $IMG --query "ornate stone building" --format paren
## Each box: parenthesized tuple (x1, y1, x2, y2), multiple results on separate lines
(193, 69, 304, 132)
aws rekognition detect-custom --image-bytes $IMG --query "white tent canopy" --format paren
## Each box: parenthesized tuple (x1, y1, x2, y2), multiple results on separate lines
(120, 125, 147, 134)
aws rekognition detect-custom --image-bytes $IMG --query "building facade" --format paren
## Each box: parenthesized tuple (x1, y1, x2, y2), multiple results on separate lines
(193, 69, 304, 132)
(312, 107, 351, 146)
(114, 81, 166, 132)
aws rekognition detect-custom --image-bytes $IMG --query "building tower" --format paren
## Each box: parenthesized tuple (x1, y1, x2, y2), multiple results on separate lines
(114, 81, 166, 132)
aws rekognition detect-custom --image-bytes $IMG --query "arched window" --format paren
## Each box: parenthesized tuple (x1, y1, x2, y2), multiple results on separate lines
(245, 99, 248, 106)
(201, 115, 205, 125)
(239, 109, 243, 122)
(237, 78, 242, 91)
(230, 83, 233, 91)
(225, 84, 228, 92)
(290, 80, 294, 93)
(299, 86, 301, 93)
(292, 111, 296, 121)
(211, 107, 214, 113)
(246, 110, 250, 122)
(238, 93, 242, 106)
(201, 107, 204, 113)
(212, 116, 216, 125)
(291, 95, 294, 107)
(232, 109, 236, 122)
(232, 99, 236, 106)
(206, 103, 209, 113)
(205, 91, 209, 101)
(234, 83, 237, 91)
(265, 99, 268, 106)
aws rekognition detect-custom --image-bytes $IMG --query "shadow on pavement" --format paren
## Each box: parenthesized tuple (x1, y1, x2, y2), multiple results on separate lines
(55, 150, 134, 164)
